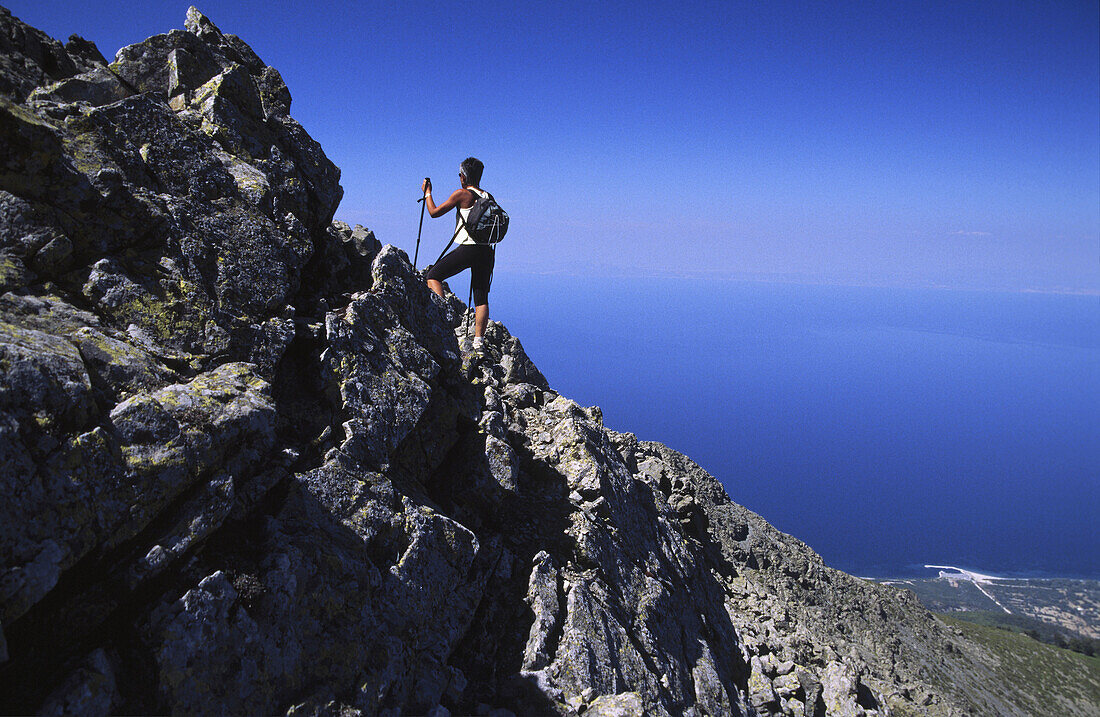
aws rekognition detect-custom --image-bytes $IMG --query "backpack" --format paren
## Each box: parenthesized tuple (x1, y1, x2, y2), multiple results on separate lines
(462, 189, 509, 244)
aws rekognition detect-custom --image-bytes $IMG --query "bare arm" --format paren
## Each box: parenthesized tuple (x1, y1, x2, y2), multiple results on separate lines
(421, 178, 473, 218)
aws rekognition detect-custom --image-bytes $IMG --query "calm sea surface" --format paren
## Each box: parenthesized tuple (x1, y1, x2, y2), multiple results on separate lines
(488, 273, 1100, 578)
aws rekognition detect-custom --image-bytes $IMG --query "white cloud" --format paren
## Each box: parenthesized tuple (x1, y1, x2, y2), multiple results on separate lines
(949, 230, 992, 237)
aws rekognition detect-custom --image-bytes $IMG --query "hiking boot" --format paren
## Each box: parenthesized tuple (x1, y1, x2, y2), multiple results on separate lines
(472, 336, 485, 353)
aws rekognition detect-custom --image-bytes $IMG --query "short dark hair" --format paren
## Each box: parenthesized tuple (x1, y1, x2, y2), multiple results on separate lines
(460, 157, 484, 186)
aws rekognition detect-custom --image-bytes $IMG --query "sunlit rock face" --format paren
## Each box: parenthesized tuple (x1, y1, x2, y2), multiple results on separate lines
(0, 6, 1034, 716)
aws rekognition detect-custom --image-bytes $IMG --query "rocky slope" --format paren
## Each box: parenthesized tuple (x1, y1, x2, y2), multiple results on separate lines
(0, 7, 1071, 716)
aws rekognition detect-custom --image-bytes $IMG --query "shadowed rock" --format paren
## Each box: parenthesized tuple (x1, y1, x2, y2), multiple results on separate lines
(0, 6, 1065, 717)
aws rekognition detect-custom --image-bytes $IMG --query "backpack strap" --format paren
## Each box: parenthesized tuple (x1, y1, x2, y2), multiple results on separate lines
(433, 189, 484, 265)
(462, 188, 494, 244)
(433, 220, 465, 267)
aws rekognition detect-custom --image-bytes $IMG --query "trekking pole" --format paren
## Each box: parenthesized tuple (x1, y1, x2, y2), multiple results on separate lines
(466, 284, 474, 343)
(414, 178, 428, 269)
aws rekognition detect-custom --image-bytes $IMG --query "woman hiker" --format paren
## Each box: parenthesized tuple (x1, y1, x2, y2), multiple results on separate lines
(421, 157, 494, 352)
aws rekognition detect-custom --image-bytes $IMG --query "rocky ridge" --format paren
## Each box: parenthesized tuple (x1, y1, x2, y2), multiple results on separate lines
(0, 7, 1060, 716)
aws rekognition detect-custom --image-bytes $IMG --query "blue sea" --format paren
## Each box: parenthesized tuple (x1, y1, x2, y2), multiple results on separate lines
(489, 273, 1100, 579)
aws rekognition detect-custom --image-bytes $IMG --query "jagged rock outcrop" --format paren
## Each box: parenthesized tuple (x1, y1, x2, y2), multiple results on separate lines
(0, 7, 1060, 716)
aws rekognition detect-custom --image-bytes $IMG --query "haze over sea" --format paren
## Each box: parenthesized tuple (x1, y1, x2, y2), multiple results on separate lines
(489, 272, 1100, 579)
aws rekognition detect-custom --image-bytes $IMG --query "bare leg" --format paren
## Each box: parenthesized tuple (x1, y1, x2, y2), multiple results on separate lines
(474, 304, 489, 337)
(427, 279, 444, 298)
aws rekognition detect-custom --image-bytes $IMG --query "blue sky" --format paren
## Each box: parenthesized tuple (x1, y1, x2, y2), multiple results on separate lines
(9, 1, 1099, 291)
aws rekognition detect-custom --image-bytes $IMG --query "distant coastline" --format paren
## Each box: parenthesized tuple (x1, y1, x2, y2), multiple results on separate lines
(872, 566, 1100, 648)
(866, 567, 1100, 580)
(866, 564, 1100, 582)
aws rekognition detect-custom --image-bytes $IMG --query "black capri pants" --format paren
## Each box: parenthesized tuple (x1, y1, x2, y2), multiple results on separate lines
(425, 244, 495, 306)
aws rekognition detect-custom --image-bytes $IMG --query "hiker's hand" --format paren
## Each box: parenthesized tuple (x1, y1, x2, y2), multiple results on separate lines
(422, 178, 431, 196)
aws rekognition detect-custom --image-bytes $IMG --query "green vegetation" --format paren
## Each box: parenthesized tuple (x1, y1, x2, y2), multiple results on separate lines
(946, 610, 1100, 657)
(941, 615, 1100, 716)
(883, 575, 1100, 659)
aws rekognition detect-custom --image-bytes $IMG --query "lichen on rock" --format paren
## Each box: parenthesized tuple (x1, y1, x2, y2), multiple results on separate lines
(0, 6, 1059, 717)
